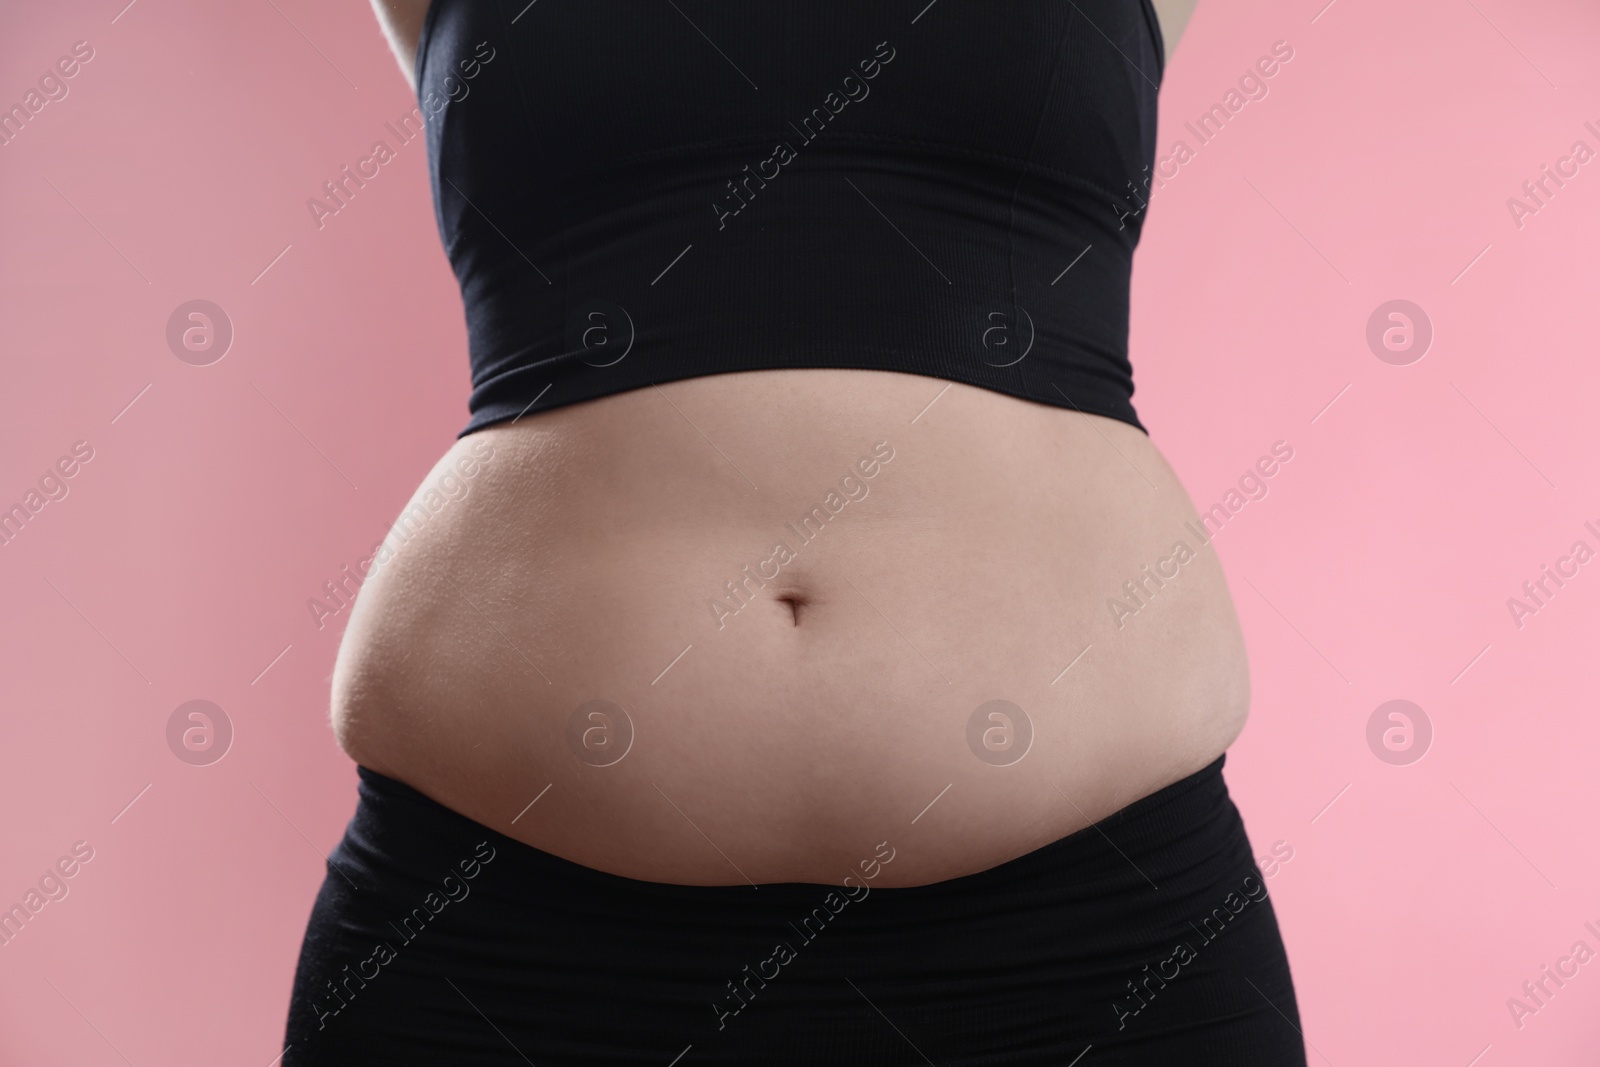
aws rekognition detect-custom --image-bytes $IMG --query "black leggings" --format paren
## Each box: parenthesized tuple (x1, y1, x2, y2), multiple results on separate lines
(284, 756, 1305, 1065)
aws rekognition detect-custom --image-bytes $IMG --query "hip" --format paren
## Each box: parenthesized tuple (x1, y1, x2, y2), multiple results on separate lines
(283, 755, 1304, 1065)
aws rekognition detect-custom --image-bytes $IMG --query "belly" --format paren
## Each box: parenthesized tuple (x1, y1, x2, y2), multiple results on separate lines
(330, 368, 1250, 887)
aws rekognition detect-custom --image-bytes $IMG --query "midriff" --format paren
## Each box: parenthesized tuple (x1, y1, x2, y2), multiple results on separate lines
(329, 367, 1250, 888)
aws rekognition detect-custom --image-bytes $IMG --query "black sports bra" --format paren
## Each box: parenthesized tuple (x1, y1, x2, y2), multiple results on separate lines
(415, 0, 1165, 438)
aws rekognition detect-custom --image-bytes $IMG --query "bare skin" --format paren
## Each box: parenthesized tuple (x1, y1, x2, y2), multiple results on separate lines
(339, 3, 1238, 889)
(1149, 0, 1200, 63)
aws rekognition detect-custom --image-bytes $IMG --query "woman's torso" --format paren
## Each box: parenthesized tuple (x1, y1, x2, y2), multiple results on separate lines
(331, 0, 1248, 888)
(331, 369, 1250, 887)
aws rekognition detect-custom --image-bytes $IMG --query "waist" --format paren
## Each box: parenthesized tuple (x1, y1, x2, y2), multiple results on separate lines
(341, 750, 1238, 899)
(329, 368, 1251, 885)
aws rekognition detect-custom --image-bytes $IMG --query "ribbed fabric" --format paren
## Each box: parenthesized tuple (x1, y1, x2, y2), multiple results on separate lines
(283, 756, 1306, 1065)
(415, 1, 1166, 439)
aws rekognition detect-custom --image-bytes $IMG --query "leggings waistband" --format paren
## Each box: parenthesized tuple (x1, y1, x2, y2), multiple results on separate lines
(343, 753, 1232, 903)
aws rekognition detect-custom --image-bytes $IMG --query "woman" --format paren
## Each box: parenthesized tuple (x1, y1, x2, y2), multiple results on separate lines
(285, 0, 1305, 1063)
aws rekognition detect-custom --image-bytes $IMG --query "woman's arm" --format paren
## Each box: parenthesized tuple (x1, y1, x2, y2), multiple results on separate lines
(1150, 0, 1199, 63)
(369, 0, 433, 90)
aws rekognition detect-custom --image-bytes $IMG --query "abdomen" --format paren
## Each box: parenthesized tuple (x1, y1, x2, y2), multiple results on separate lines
(330, 367, 1250, 887)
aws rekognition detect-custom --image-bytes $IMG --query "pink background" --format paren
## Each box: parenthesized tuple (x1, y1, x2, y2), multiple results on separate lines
(2, 0, 1597, 1063)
